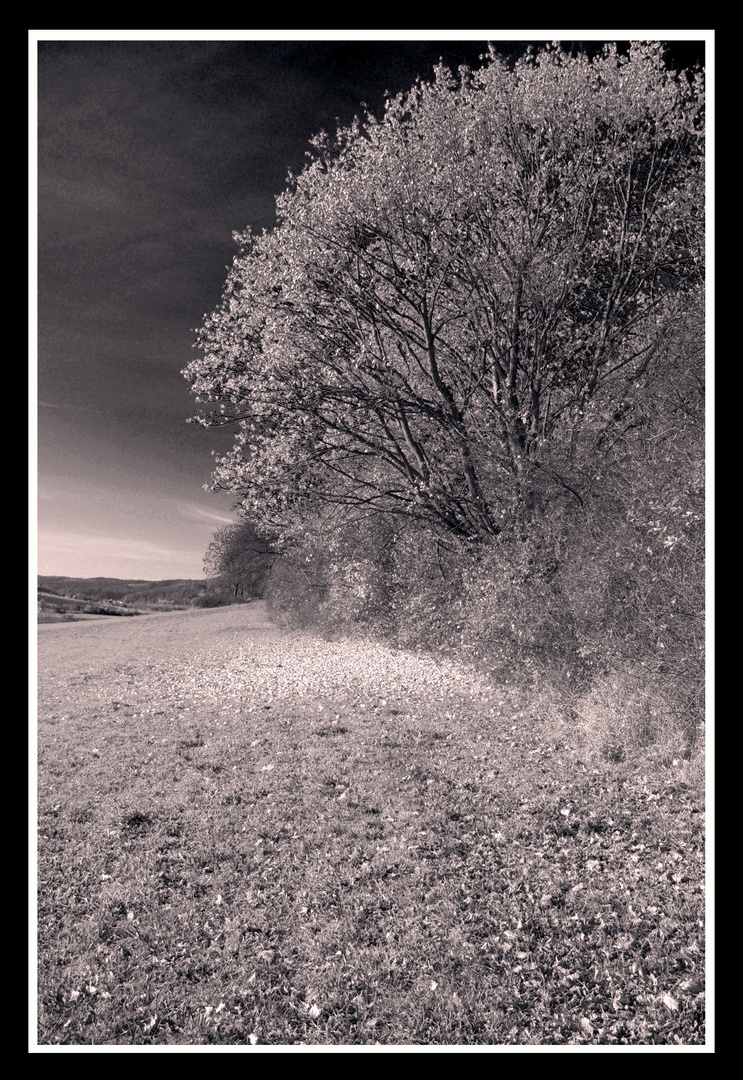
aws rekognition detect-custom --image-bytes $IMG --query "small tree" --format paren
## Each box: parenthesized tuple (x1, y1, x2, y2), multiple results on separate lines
(203, 520, 278, 602)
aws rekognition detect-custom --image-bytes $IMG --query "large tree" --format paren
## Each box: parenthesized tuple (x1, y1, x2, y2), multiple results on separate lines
(184, 42, 704, 543)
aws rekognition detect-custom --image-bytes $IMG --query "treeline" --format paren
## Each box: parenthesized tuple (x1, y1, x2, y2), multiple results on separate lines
(190, 44, 705, 763)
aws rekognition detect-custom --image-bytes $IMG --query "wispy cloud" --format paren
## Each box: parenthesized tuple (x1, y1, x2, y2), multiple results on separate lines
(37, 528, 206, 579)
(40, 529, 182, 560)
(38, 400, 88, 411)
(178, 501, 235, 526)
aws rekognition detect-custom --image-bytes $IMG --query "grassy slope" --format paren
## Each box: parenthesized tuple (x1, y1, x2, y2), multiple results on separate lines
(36, 606, 706, 1046)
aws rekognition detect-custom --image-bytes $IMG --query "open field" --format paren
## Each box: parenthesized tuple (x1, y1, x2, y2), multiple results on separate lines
(37, 591, 146, 623)
(36, 603, 706, 1046)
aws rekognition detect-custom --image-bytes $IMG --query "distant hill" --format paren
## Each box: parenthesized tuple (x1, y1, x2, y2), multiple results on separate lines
(38, 576, 208, 609)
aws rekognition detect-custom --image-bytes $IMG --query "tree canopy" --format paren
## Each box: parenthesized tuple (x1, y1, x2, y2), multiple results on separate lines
(185, 42, 704, 544)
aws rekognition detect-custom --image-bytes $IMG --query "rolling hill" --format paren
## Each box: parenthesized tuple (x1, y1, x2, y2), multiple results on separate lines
(37, 576, 208, 609)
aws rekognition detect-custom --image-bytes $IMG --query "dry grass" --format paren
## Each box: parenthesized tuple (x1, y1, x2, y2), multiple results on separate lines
(572, 667, 703, 768)
(36, 605, 706, 1046)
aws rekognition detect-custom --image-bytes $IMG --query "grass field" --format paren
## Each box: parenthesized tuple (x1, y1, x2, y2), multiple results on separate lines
(36, 604, 707, 1047)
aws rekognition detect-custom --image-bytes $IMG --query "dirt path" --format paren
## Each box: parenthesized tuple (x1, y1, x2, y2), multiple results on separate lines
(36, 600, 496, 723)
(37, 602, 280, 674)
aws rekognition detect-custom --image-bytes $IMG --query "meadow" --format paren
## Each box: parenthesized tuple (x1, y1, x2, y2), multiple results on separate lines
(36, 603, 706, 1047)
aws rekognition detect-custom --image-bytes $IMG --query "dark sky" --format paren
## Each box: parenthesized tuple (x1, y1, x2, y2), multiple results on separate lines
(34, 32, 708, 580)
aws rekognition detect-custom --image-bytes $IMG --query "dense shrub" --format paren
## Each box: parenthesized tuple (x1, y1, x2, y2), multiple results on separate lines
(264, 553, 328, 629)
(476, 559, 578, 682)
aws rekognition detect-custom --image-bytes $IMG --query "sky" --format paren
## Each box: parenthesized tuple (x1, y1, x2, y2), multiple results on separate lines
(32, 31, 709, 581)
